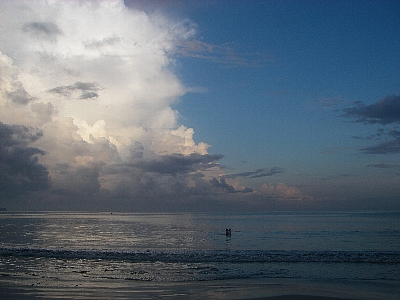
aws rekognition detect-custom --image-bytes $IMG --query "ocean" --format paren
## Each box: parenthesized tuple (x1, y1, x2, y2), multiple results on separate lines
(0, 211, 399, 299)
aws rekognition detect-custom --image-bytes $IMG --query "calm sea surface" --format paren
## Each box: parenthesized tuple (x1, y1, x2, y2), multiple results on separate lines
(0, 211, 399, 298)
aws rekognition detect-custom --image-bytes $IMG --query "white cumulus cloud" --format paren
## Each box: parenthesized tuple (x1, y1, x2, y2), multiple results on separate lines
(0, 0, 222, 210)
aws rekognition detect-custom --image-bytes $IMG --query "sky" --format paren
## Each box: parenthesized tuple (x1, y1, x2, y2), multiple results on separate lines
(0, 0, 399, 212)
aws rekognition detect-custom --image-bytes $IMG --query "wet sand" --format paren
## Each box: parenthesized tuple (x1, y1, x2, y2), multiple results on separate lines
(0, 289, 359, 300)
(0, 277, 395, 299)
(249, 297, 356, 300)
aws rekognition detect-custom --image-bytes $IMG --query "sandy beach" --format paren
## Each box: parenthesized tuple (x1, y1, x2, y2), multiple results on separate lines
(0, 277, 394, 300)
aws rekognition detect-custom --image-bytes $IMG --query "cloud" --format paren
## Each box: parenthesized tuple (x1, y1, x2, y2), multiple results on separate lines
(125, 1, 274, 67)
(0, 122, 43, 147)
(342, 95, 400, 124)
(22, 22, 63, 41)
(224, 167, 284, 179)
(176, 39, 273, 67)
(0, 0, 292, 211)
(209, 177, 236, 193)
(360, 129, 400, 154)
(6, 87, 35, 105)
(132, 153, 224, 175)
(209, 177, 253, 194)
(47, 82, 101, 99)
(84, 36, 122, 49)
(258, 183, 311, 201)
(249, 167, 285, 178)
(366, 163, 400, 169)
(0, 52, 35, 105)
(0, 122, 49, 196)
(124, 0, 185, 11)
(341, 95, 400, 154)
(0, 0, 240, 210)
(365, 162, 400, 176)
(52, 162, 103, 197)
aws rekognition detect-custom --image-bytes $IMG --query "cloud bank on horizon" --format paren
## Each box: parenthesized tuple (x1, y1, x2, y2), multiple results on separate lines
(0, 0, 300, 211)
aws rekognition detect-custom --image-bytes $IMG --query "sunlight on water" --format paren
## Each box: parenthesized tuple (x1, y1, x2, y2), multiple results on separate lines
(2, 211, 398, 251)
(0, 211, 399, 298)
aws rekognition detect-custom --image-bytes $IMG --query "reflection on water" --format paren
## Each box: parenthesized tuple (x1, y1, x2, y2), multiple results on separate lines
(0, 211, 399, 299)
(0, 211, 399, 251)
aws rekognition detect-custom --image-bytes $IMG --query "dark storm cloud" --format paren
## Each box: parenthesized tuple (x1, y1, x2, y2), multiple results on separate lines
(209, 177, 236, 193)
(209, 177, 253, 193)
(22, 22, 62, 41)
(224, 167, 284, 179)
(47, 82, 101, 99)
(129, 141, 144, 159)
(52, 164, 102, 196)
(0, 122, 42, 146)
(54, 163, 71, 175)
(342, 95, 400, 124)
(6, 87, 35, 105)
(0, 122, 49, 195)
(133, 153, 224, 175)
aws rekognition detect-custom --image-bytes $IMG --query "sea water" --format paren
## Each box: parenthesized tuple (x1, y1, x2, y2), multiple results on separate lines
(0, 211, 399, 298)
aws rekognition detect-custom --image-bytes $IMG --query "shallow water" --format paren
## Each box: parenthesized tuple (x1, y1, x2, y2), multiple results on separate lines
(0, 211, 399, 299)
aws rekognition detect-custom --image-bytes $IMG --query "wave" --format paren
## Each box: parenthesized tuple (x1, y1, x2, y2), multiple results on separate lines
(1, 247, 399, 264)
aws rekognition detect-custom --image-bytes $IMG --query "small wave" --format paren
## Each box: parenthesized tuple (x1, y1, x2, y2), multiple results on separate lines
(1, 247, 399, 264)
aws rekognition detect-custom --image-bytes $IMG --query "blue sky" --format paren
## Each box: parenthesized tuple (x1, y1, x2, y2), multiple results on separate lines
(0, 0, 399, 211)
(175, 0, 400, 208)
